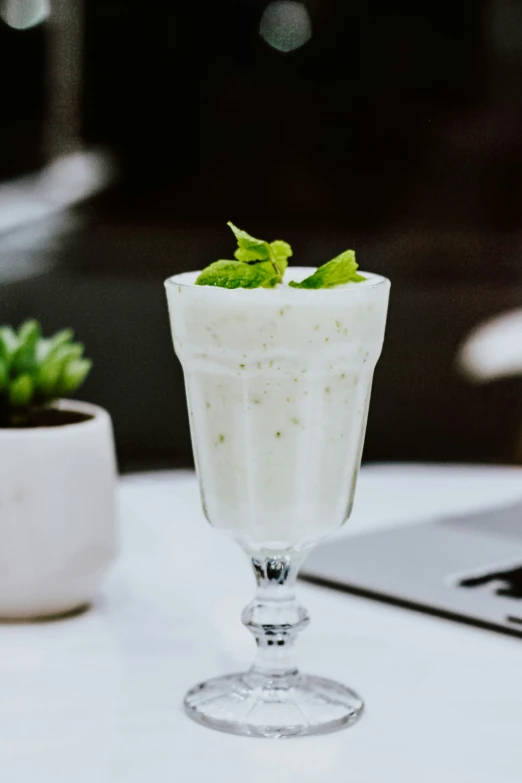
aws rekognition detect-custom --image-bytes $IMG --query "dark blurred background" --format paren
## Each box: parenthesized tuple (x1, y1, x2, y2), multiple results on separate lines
(1, 0, 521, 470)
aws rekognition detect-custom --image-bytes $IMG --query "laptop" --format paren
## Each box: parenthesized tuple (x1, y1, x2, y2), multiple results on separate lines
(302, 467, 522, 638)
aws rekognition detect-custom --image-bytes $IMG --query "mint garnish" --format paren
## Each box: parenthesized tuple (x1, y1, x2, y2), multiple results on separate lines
(194, 223, 365, 289)
(195, 223, 293, 288)
(195, 260, 280, 289)
(228, 223, 270, 262)
(289, 250, 366, 289)
(266, 240, 292, 277)
(228, 222, 292, 278)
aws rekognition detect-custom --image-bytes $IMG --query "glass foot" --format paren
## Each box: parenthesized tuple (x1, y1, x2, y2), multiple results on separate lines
(184, 672, 364, 738)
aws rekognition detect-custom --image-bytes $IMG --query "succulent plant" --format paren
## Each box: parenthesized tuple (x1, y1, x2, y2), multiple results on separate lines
(0, 320, 92, 427)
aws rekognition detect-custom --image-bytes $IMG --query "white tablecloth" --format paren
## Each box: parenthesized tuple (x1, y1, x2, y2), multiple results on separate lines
(1, 463, 521, 782)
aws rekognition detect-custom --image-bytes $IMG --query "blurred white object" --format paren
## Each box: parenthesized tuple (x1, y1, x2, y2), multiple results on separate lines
(0, 150, 114, 237)
(0, 400, 117, 619)
(457, 308, 522, 381)
(259, 1, 312, 53)
(0, 0, 50, 29)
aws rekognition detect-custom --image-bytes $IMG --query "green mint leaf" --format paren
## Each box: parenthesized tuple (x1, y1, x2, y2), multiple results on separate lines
(234, 246, 269, 263)
(196, 260, 279, 289)
(269, 240, 292, 277)
(9, 373, 34, 406)
(196, 223, 294, 288)
(229, 223, 293, 276)
(289, 249, 365, 289)
(251, 261, 281, 287)
(227, 222, 270, 260)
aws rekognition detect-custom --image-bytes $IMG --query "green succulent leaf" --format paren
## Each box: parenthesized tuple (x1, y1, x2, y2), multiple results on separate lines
(0, 360, 8, 391)
(36, 329, 75, 364)
(48, 342, 84, 364)
(35, 356, 63, 396)
(9, 374, 34, 406)
(0, 319, 91, 417)
(12, 341, 37, 376)
(36, 343, 84, 396)
(11, 320, 41, 375)
(36, 339, 54, 363)
(49, 328, 74, 350)
(18, 319, 41, 346)
(0, 327, 18, 365)
(57, 358, 92, 395)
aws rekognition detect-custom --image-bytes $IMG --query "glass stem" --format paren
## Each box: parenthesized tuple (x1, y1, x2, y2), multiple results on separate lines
(241, 552, 310, 686)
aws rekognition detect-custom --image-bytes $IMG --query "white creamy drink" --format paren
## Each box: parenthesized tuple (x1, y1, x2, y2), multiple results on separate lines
(166, 267, 389, 551)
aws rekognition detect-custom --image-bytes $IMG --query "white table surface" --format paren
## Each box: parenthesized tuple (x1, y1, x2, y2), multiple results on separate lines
(1, 463, 522, 783)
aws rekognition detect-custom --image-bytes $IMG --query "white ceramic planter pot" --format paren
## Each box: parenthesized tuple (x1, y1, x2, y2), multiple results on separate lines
(0, 400, 117, 619)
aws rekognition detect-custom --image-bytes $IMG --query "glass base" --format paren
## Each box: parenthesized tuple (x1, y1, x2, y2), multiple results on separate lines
(184, 672, 364, 738)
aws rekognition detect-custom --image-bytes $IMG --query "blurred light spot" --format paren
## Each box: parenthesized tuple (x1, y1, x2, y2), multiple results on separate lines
(457, 309, 522, 381)
(260, 1, 312, 53)
(0, 0, 50, 29)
